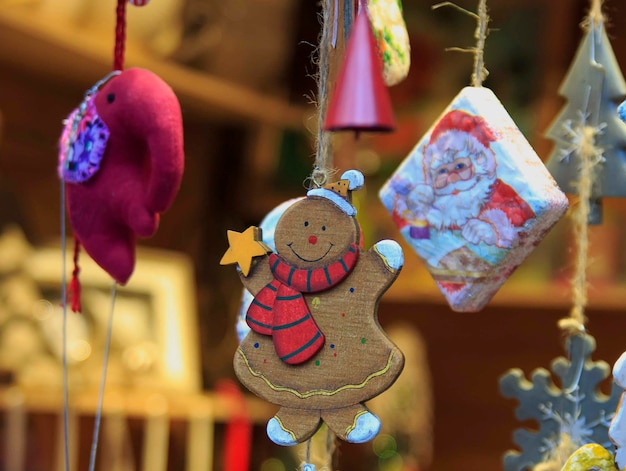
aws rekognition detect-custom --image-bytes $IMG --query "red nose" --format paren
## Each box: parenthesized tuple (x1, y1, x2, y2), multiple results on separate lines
(308, 235, 318, 245)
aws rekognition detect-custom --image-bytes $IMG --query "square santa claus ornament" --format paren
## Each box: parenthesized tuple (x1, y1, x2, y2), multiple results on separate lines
(380, 87, 569, 311)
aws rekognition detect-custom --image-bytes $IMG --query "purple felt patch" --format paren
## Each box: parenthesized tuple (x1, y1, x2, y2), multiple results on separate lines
(409, 225, 430, 240)
(58, 93, 109, 183)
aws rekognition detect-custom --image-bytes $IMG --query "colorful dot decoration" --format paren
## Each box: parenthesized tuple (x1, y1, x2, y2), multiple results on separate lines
(349, 287, 355, 293)
(254, 342, 259, 348)
(315, 360, 321, 366)
(361, 338, 367, 344)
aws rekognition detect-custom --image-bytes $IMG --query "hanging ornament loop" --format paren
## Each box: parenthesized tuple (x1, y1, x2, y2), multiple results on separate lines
(309, 166, 329, 189)
(432, 0, 490, 87)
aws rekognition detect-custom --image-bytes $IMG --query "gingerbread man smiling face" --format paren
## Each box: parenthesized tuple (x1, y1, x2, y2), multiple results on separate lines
(229, 169, 405, 446)
(275, 196, 359, 267)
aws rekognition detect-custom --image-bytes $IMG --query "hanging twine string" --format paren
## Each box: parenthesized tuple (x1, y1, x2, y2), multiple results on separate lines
(113, 0, 127, 71)
(558, 125, 603, 334)
(558, 1, 606, 337)
(583, 0, 605, 31)
(472, 0, 489, 87)
(432, 0, 490, 87)
(311, 0, 335, 188)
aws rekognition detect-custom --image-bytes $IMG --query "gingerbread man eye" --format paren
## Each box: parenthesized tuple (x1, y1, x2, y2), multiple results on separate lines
(322, 226, 326, 231)
(304, 221, 309, 227)
(107, 93, 116, 103)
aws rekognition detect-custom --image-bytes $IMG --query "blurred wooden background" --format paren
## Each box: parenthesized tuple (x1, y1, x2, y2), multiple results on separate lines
(1, 0, 626, 470)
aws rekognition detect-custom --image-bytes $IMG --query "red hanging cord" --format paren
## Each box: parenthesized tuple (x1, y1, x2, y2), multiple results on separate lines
(113, 0, 127, 71)
(67, 239, 82, 313)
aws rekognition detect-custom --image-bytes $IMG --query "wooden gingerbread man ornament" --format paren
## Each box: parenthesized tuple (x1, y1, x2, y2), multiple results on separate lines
(221, 170, 405, 445)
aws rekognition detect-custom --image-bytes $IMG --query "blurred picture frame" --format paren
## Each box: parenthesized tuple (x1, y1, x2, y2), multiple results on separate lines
(18, 240, 201, 393)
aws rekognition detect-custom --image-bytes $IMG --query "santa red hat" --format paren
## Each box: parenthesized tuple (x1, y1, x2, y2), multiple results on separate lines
(429, 109, 497, 147)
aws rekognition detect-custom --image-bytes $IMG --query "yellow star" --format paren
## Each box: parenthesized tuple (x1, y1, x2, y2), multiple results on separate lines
(220, 226, 272, 276)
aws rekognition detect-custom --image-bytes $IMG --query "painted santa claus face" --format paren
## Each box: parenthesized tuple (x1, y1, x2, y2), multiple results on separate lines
(426, 130, 496, 197)
(431, 155, 474, 191)
(421, 129, 498, 229)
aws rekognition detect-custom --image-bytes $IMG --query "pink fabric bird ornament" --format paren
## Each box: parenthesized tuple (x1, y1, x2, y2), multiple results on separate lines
(59, 67, 184, 286)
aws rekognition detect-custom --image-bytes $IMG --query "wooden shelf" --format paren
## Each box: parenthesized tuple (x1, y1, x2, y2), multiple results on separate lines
(0, 386, 274, 422)
(0, 5, 306, 129)
(0, 385, 276, 471)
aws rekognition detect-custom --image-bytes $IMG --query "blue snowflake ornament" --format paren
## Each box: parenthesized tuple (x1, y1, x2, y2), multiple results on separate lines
(499, 334, 620, 471)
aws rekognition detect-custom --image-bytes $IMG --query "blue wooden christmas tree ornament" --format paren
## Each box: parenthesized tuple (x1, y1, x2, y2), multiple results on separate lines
(545, 17, 626, 224)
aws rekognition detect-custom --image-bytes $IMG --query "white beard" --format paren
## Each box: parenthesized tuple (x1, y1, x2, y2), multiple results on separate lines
(426, 174, 496, 230)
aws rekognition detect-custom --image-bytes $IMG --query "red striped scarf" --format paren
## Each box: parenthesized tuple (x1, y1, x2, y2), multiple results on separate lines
(246, 243, 359, 365)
